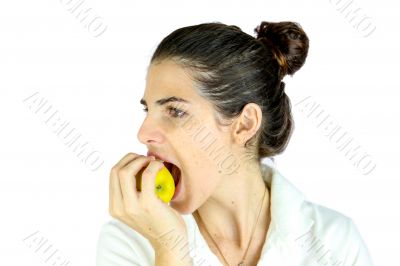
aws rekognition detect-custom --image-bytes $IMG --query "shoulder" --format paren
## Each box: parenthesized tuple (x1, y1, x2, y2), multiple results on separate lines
(295, 201, 374, 266)
(95, 218, 154, 266)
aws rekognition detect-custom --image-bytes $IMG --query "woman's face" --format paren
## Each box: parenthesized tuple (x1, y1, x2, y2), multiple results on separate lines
(138, 59, 238, 214)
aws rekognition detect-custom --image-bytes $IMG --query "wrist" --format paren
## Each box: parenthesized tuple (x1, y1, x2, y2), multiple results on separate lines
(152, 230, 192, 266)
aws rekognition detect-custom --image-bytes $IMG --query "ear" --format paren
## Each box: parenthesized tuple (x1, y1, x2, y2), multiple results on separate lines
(232, 103, 262, 146)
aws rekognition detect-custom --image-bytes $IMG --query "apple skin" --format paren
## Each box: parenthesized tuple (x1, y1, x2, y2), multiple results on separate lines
(135, 165, 176, 203)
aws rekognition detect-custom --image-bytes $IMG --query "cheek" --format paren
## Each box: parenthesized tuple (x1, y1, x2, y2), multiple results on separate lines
(184, 166, 219, 200)
(172, 116, 227, 185)
(159, 117, 180, 135)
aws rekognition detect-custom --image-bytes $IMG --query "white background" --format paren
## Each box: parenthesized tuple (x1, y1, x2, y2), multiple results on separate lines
(0, 0, 398, 265)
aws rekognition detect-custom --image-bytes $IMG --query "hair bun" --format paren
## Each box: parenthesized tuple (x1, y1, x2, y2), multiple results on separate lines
(254, 21, 309, 79)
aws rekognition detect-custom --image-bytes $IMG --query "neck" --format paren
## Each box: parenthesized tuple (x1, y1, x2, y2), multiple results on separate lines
(194, 160, 271, 248)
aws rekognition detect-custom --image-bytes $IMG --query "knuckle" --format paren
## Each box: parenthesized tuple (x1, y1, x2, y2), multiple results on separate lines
(118, 168, 129, 177)
(125, 152, 139, 159)
(109, 208, 118, 218)
(109, 204, 124, 218)
(112, 209, 124, 218)
(142, 168, 155, 176)
(110, 166, 119, 175)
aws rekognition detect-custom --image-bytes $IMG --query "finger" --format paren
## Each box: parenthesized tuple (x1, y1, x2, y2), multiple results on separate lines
(141, 159, 165, 203)
(119, 156, 154, 211)
(112, 152, 141, 170)
(109, 153, 142, 217)
(109, 166, 124, 217)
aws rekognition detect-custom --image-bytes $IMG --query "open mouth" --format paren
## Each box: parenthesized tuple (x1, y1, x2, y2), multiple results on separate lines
(164, 162, 181, 186)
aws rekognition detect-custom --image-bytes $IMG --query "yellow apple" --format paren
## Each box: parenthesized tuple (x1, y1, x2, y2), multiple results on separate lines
(135, 165, 175, 203)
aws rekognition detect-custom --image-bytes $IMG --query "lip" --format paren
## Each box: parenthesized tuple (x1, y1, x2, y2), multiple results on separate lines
(146, 151, 174, 164)
(171, 174, 182, 201)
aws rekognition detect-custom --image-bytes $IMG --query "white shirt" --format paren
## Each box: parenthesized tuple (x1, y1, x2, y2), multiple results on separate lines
(96, 162, 374, 265)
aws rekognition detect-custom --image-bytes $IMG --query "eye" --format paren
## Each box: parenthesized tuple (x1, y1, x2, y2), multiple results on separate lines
(141, 106, 187, 118)
(167, 106, 187, 118)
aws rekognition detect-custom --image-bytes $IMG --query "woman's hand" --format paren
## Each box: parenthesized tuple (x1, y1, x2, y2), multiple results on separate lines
(109, 152, 188, 251)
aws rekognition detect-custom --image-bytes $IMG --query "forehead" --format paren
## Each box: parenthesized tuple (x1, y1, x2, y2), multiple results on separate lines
(143, 60, 197, 101)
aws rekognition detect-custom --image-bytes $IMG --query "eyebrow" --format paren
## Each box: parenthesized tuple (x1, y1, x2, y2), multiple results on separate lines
(140, 96, 191, 106)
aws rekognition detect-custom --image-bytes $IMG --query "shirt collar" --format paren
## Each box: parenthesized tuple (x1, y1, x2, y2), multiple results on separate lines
(260, 160, 314, 250)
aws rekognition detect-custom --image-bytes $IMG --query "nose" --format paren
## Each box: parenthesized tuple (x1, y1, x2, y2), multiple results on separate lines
(137, 116, 164, 145)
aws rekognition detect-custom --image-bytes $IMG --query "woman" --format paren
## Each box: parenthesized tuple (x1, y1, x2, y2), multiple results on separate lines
(96, 21, 374, 266)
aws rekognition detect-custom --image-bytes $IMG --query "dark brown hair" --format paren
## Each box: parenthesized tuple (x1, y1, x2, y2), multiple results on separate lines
(150, 21, 309, 160)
